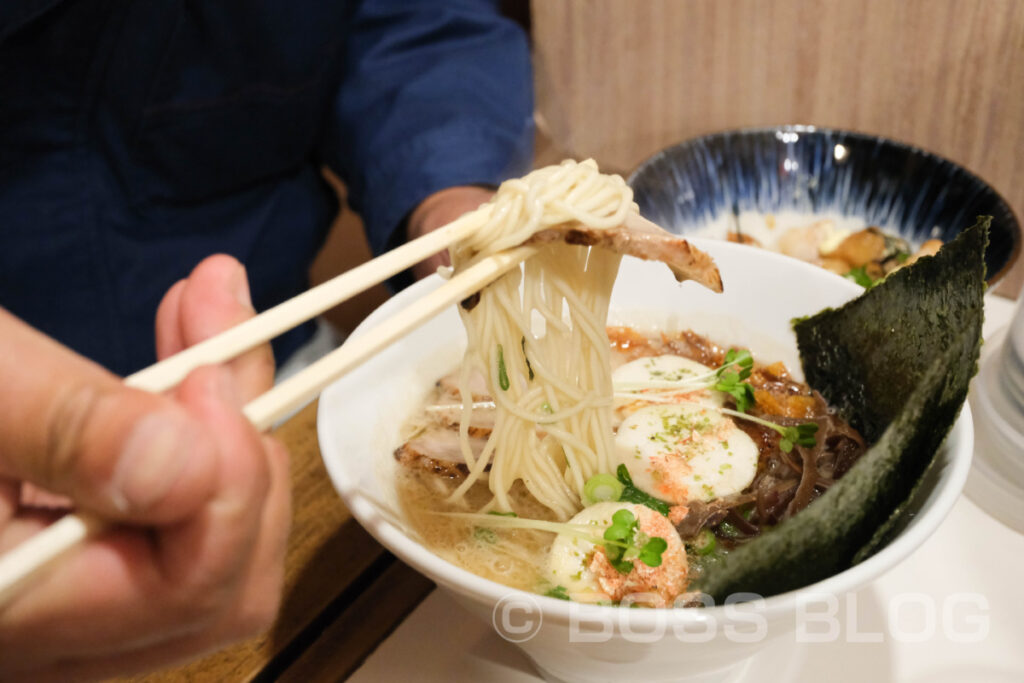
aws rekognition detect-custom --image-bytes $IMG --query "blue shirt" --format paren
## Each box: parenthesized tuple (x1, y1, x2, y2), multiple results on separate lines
(0, 0, 533, 375)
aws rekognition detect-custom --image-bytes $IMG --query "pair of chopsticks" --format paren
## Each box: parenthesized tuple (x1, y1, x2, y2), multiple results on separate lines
(0, 206, 655, 606)
(0, 202, 519, 605)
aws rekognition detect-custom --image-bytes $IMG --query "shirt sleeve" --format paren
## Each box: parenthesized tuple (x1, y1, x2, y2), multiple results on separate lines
(321, 0, 534, 256)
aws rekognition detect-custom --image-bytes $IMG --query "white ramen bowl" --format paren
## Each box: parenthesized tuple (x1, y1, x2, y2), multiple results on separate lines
(317, 238, 973, 683)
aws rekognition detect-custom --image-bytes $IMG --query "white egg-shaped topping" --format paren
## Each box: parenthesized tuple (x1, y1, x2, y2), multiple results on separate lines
(546, 502, 688, 606)
(612, 354, 724, 410)
(613, 403, 759, 504)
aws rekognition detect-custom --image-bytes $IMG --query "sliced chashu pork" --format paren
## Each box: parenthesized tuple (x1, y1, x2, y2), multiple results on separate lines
(434, 369, 496, 430)
(437, 369, 491, 402)
(527, 213, 723, 293)
(395, 427, 489, 479)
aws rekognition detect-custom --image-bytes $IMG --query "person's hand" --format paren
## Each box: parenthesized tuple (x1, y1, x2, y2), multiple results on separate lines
(0, 255, 289, 681)
(407, 185, 494, 280)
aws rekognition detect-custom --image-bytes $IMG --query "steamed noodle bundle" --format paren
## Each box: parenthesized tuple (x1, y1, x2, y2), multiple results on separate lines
(445, 160, 634, 519)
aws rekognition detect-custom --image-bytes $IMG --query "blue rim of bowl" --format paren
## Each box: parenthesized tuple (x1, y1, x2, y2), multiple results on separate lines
(626, 124, 1021, 284)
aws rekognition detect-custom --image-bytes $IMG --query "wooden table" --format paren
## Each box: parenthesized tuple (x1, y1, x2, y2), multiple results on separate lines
(129, 400, 433, 683)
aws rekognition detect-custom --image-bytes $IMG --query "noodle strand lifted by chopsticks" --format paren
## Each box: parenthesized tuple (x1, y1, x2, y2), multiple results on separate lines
(445, 159, 634, 519)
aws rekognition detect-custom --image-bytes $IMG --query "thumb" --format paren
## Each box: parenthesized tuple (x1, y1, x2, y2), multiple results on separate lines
(155, 254, 275, 402)
(0, 308, 219, 524)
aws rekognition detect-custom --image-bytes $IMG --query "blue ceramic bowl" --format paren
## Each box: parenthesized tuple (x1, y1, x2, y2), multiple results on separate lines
(628, 126, 1020, 283)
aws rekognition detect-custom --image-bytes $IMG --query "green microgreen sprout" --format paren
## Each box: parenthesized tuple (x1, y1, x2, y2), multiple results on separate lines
(713, 348, 756, 412)
(600, 509, 667, 574)
(779, 422, 820, 452)
(488, 510, 518, 517)
(721, 348, 753, 379)
(602, 509, 639, 573)
(638, 536, 668, 567)
(610, 368, 819, 454)
(612, 346, 755, 399)
(713, 406, 818, 452)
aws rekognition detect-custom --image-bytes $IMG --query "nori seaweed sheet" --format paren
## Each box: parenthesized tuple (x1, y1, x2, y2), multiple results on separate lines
(693, 218, 988, 600)
(796, 217, 989, 445)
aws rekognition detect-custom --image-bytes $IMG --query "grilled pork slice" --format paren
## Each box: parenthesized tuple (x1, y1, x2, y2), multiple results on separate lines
(395, 427, 489, 478)
(528, 215, 723, 293)
(429, 405, 497, 431)
(437, 369, 492, 402)
(433, 369, 497, 430)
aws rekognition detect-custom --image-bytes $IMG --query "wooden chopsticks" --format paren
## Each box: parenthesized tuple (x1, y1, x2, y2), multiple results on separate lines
(0, 207, 671, 605)
(241, 244, 537, 430)
(125, 204, 492, 393)
(0, 204, 533, 607)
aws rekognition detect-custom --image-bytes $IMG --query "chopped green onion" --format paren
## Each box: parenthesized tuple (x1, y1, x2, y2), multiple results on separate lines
(583, 473, 624, 505)
(545, 585, 570, 600)
(488, 510, 518, 517)
(473, 527, 497, 544)
(496, 344, 510, 390)
(692, 529, 717, 556)
(521, 337, 534, 380)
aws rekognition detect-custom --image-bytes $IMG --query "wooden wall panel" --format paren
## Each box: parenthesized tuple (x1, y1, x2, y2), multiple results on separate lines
(533, 0, 1024, 291)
